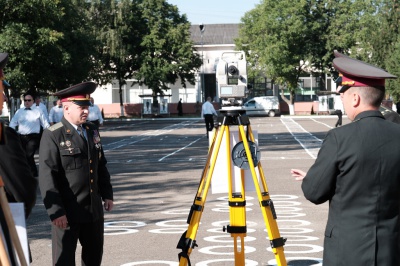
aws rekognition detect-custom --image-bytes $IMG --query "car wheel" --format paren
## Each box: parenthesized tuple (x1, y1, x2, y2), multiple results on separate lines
(268, 110, 276, 117)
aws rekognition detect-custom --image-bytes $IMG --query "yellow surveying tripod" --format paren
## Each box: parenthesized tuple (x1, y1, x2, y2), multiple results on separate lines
(177, 109, 287, 266)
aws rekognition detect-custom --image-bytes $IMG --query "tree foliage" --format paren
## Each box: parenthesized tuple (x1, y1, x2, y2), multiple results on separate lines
(0, 0, 201, 111)
(134, 0, 202, 96)
(370, 0, 400, 100)
(236, 0, 329, 104)
(0, 0, 96, 96)
(236, 0, 395, 104)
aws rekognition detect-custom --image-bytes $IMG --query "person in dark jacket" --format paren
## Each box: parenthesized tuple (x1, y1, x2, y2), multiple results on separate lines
(39, 82, 113, 266)
(0, 53, 37, 218)
(291, 50, 400, 266)
(177, 98, 183, 116)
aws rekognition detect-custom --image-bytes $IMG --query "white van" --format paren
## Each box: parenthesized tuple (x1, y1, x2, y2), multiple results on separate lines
(242, 96, 280, 117)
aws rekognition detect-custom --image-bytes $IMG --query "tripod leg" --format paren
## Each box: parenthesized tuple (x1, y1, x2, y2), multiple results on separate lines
(237, 124, 287, 266)
(223, 125, 247, 265)
(177, 125, 228, 266)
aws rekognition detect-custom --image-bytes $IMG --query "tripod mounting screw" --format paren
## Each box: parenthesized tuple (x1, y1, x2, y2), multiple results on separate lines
(223, 225, 227, 232)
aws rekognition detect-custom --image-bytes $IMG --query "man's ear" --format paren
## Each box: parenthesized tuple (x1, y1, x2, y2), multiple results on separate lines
(352, 92, 361, 107)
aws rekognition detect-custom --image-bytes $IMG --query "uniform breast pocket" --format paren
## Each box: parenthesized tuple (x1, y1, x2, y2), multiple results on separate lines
(60, 148, 83, 170)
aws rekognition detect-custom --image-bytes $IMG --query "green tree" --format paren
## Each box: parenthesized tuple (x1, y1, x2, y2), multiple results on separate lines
(237, 0, 320, 112)
(87, 0, 201, 117)
(0, 0, 96, 96)
(134, 0, 202, 109)
(236, 0, 382, 113)
(370, 0, 400, 100)
(87, 0, 145, 117)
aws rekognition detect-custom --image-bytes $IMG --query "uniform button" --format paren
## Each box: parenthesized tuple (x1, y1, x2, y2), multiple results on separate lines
(91, 179, 93, 183)
(90, 189, 93, 193)
(90, 169, 93, 173)
(90, 160, 92, 163)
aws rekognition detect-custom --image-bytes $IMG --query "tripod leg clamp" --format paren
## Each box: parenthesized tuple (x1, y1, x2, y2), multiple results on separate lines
(224, 225, 247, 234)
(261, 199, 277, 219)
(270, 237, 287, 248)
(186, 203, 203, 224)
(177, 230, 198, 266)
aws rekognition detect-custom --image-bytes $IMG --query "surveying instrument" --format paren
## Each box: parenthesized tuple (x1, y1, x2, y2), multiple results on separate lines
(177, 109, 287, 266)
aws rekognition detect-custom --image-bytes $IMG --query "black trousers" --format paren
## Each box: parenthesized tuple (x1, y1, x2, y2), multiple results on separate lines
(204, 114, 214, 133)
(335, 110, 343, 127)
(52, 218, 104, 266)
(19, 133, 40, 177)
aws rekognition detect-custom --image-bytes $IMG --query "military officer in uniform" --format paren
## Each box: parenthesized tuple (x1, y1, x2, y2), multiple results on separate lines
(291, 51, 400, 265)
(39, 81, 113, 266)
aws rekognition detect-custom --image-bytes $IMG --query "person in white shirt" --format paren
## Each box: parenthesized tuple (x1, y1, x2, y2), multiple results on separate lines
(88, 97, 103, 128)
(33, 95, 49, 120)
(9, 92, 50, 177)
(49, 99, 64, 125)
(201, 96, 218, 138)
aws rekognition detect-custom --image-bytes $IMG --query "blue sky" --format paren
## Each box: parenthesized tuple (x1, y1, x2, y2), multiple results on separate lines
(167, 0, 261, 24)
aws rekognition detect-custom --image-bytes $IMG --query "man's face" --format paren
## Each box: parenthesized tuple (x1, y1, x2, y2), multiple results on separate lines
(35, 97, 40, 105)
(63, 102, 89, 125)
(57, 100, 62, 107)
(23, 95, 34, 108)
(340, 88, 358, 121)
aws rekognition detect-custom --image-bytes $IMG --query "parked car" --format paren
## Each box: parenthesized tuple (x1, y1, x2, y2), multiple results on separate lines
(242, 96, 280, 117)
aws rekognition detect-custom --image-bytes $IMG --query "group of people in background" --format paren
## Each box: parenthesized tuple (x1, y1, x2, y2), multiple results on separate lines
(0, 52, 112, 265)
(9, 92, 104, 179)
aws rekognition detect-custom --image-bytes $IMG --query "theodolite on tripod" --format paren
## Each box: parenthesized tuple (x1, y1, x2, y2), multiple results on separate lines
(177, 109, 287, 266)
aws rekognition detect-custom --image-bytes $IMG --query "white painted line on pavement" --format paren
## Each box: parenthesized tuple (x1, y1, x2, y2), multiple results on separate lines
(158, 137, 203, 161)
(280, 118, 322, 159)
(310, 118, 334, 129)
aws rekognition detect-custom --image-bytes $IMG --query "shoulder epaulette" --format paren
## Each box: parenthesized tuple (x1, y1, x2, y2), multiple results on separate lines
(48, 122, 63, 131)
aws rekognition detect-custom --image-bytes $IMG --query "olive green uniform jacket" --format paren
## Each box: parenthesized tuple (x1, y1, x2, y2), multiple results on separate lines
(39, 117, 113, 223)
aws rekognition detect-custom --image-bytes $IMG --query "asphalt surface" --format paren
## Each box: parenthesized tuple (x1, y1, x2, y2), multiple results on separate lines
(27, 114, 349, 266)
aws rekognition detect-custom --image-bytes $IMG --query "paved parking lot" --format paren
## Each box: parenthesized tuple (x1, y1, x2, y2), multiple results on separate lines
(27, 114, 349, 266)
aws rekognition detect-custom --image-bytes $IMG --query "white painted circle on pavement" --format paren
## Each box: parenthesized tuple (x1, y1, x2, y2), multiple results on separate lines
(267, 257, 322, 266)
(155, 220, 187, 227)
(195, 258, 258, 265)
(280, 235, 319, 242)
(120, 261, 178, 266)
(104, 221, 146, 228)
(267, 244, 323, 254)
(274, 228, 314, 234)
(277, 220, 311, 227)
(270, 195, 299, 200)
(162, 209, 190, 215)
(272, 201, 301, 206)
(148, 228, 186, 234)
(204, 235, 256, 243)
(199, 245, 256, 255)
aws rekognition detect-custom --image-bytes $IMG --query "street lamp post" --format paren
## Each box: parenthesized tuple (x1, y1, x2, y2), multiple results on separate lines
(199, 23, 205, 103)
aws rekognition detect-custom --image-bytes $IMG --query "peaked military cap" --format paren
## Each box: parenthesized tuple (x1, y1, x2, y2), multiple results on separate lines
(333, 50, 396, 93)
(53, 81, 97, 106)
